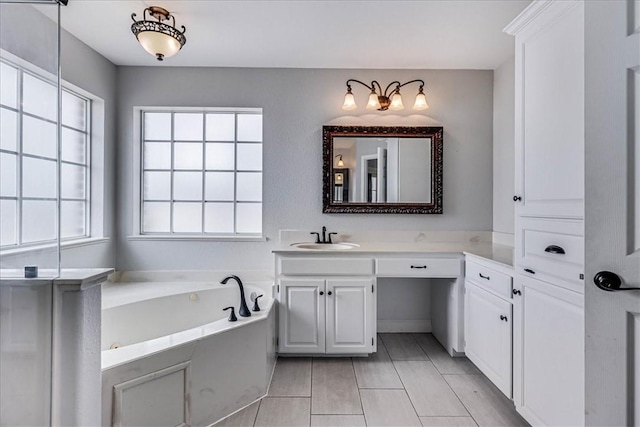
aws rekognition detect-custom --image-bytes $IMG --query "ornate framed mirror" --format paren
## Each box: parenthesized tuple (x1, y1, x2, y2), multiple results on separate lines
(322, 125, 443, 214)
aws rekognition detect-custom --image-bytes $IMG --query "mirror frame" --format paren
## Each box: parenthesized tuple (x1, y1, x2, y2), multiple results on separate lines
(322, 125, 443, 214)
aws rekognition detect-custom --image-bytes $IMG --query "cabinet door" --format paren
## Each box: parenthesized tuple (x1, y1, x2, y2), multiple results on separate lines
(515, 275, 584, 427)
(513, 1, 584, 219)
(464, 282, 512, 397)
(279, 279, 325, 353)
(325, 279, 374, 354)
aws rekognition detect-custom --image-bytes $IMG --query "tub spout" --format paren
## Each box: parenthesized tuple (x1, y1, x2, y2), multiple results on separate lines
(220, 275, 251, 317)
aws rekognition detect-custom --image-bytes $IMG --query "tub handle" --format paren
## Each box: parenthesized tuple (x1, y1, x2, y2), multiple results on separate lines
(224, 306, 238, 322)
(252, 294, 264, 312)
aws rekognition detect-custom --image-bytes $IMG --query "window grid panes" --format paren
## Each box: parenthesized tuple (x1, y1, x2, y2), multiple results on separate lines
(0, 58, 90, 248)
(141, 110, 262, 235)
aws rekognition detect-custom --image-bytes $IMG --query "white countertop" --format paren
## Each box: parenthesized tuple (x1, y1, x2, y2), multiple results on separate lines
(273, 241, 514, 269)
(0, 268, 114, 290)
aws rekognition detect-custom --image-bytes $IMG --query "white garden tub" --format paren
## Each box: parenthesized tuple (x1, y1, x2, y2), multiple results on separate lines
(100, 273, 276, 427)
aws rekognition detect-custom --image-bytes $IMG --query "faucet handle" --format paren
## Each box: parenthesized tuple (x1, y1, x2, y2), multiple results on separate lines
(223, 306, 237, 322)
(310, 232, 321, 243)
(252, 294, 264, 312)
(328, 232, 338, 244)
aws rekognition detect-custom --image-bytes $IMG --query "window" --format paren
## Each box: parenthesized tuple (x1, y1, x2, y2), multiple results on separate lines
(0, 58, 90, 248)
(140, 109, 263, 236)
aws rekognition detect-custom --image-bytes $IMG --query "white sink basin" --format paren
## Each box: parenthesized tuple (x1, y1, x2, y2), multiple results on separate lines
(290, 242, 359, 250)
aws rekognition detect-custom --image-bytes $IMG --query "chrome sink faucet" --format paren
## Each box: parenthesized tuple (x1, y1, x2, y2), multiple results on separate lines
(310, 226, 338, 244)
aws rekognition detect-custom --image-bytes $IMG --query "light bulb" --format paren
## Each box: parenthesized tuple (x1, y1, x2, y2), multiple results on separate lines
(413, 89, 429, 110)
(342, 89, 357, 110)
(337, 158, 344, 167)
(389, 92, 405, 111)
(366, 91, 382, 110)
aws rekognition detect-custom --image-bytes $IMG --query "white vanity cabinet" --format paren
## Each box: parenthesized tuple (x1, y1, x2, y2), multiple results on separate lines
(463, 258, 513, 398)
(276, 256, 376, 355)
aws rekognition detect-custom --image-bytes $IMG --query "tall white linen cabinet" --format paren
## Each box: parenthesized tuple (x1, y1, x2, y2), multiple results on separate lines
(505, 1, 585, 426)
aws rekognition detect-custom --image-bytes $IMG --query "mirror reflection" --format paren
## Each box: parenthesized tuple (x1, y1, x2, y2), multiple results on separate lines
(333, 137, 432, 204)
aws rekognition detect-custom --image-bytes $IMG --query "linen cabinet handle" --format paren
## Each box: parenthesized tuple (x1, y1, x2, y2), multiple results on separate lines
(512, 289, 521, 296)
(544, 245, 565, 254)
(478, 273, 490, 280)
(500, 315, 508, 322)
(524, 268, 536, 275)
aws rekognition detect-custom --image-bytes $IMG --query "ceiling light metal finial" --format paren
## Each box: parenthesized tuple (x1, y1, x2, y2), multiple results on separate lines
(342, 79, 428, 112)
(131, 6, 187, 61)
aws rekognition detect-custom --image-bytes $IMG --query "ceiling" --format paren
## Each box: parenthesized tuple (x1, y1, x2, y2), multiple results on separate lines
(39, 0, 530, 69)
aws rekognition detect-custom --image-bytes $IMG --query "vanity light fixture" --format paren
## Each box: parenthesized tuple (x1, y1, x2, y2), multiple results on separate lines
(335, 154, 345, 167)
(131, 6, 187, 61)
(342, 79, 429, 111)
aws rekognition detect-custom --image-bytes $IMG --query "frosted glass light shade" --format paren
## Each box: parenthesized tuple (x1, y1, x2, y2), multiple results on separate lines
(366, 92, 382, 110)
(137, 31, 182, 60)
(413, 91, 429, 110)
(389, 92, 405, 110)
(342, 91, 357, 110)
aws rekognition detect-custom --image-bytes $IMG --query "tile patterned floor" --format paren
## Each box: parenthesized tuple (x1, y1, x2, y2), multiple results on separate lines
(215, 333, 529, 427)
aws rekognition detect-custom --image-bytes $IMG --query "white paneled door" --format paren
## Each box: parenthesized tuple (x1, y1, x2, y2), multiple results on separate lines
(585, 1, 640, 425)
(325, 279, 374, 354)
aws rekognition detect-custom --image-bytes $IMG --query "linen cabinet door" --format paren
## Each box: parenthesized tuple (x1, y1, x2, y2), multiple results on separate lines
(279, 279, 325, 353)
(325, 279, 375, 354)
(518, 275, 584, 427)
(464, 282, 512, 398)
(512, 1, 584, 220)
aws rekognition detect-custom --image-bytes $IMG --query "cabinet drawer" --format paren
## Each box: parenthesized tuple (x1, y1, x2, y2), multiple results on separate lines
(516, 217, 584, 290)
(279, 257, 374, 276)
(465, 261, 512, 300)
(375, 258, 460, 277)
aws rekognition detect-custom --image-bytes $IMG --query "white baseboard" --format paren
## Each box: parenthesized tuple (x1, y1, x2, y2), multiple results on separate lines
(377, 320, 432, 333)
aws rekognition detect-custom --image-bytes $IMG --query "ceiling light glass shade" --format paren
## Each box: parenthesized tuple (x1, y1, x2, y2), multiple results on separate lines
(366, 91, 382, 110)
(131, 7, 187, 61)
(342, 90, 357, 110)
(389, 92, 405, 110)
(413, 91, 429, 110)
(136, 30, 182, 60)
(337, 158, 345, 167)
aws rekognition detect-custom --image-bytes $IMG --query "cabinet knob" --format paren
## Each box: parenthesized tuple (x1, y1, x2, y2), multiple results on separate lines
(500, 315, 508, 322)
(513, 195, 522, 202)
(328, 291, 333, 296)
(512, 289, 521, 296)
(319, 291, 324, 296)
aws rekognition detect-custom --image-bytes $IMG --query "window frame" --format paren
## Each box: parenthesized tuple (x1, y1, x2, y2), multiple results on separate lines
(133, 107, 264, 240)
(0, 55, 91, 250)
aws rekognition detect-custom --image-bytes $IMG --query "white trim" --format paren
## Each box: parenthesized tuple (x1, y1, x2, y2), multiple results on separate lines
(127, 235, 267, 242)
(0, 237, 109, 256)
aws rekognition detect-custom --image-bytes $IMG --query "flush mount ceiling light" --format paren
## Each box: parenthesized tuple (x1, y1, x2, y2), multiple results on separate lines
(342, 79, 429, 111)
(131, 6, 187, 61)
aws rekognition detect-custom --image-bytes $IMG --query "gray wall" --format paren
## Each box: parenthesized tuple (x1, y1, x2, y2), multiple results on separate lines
(116, 67, 494, 270)
(0, 5, 117, 269)
(492, 56, 515, 236)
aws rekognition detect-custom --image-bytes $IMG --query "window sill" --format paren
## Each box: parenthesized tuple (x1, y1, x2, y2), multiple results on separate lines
(127, 235, 268, 242)
(0, 237, 110, 256)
